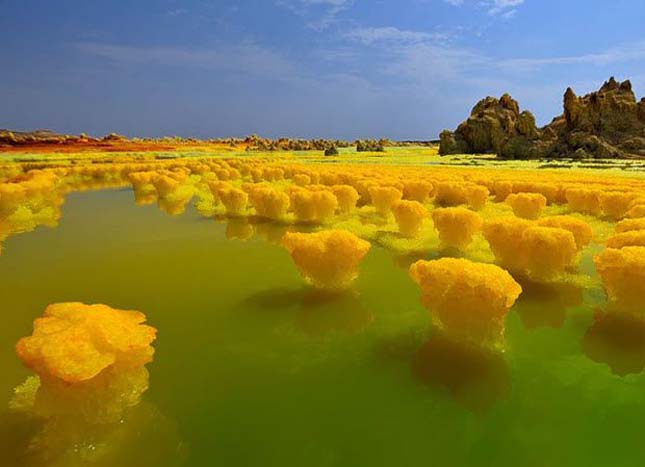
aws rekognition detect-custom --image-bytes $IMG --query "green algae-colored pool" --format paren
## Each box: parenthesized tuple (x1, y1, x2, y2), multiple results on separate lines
(2, 187, 645, 467)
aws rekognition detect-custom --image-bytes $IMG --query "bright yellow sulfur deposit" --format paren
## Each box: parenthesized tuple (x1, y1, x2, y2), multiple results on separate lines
(218, 187, 249, 215)
(392, 200, 428, 238)
(606, 230, 645, 249)
(282, 229, 371, 289)
(431, 207, 482, 249)
(368, 186, 403, 215)
(331, 185, 360, 214)
(409, 258, 522, 346)
(248, 185, 290, 220)
(566, 188, 601, 215)
(290, 188, 338, 223)
(520, 226, 578, 279)
(537, 215, 593, 250)
(483, 217, 535, 271)
(594, 247, 645, 311)
(465, 184, 490, 210)
(599, 192, 636, 220)
(402, 181, 434, 203)
(483, 218, 579, 278)
(16, 302, 157, 384)
(616, 218, 645, 233)
(506, 193, 547, 219)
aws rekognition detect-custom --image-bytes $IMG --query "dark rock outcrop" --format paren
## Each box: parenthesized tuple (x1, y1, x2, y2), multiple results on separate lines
(439, 94, 540, 158)
(440, 77, 645, 159)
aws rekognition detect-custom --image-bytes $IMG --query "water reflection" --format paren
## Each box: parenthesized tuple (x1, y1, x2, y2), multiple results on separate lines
(514, 278, 583, 329)
(583, 307, 645, 376)
(2, 376, 186, 467)
(295, 289, 374, 336)
(411, 331, 509, 414)
(252, 219, 290, 245)
(243, 287, 373, 336)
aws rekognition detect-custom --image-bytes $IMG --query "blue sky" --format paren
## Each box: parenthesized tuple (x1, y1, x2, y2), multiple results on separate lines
(1, 0, 644, 139)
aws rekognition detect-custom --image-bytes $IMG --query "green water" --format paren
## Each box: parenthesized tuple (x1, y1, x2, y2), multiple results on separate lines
(1, 188, 645, 466)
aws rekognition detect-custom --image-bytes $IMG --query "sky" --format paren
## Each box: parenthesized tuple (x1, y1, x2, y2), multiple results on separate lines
(1, 0, 645, 140)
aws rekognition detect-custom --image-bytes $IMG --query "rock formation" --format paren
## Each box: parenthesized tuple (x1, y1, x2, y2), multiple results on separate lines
(439, 94, 540, 159)
(440, 77, 645, 159)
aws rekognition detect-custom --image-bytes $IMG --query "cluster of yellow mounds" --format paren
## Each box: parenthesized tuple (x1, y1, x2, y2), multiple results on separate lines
(16, 302, 157, 383)
(565, 188, 601, 215)
(615, 218, 645, 233)
(599, 192, 637, 220)
(594, 247, 645, 311)
(536, 215, 593, 250)
(483, 217, 581, 279)
(482, 217, 534, 271)
(331, 185, 360, 214)
(368, 186, 402, 215)
(505, 193, 547, 219)
(434, 182, 489, 210)
(409, 258, 522, 347)
(392, 200, 428, 238)
(218, 186, 249, 215)
(288, 186, 338, 223)
(627, 196, 645, 218)
(606, 230, 645, 249)
(246, 184, 290, 220)
(521, 226, 578, 278)
(402, 181, 434, 202)
(431, 207, 482, 249)
(282, 229, 371, 289)
(563, 187, 640, 219)
(0, 170, 65, 253)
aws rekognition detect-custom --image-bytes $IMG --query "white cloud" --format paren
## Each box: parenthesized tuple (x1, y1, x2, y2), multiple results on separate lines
(487, 0, 524, 16)
(344, 27, 447, 45)
(499, 41, 645, 71)
(443, 0, 524, 16)
(276, 0, 353, 30)
(77, 42, 300, 82)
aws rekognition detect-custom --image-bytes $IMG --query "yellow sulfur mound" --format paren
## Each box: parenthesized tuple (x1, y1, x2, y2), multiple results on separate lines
(483, 217, 534, 272)
(506, 193, 547, 219)
(248, 185, 290, 220)
(331, 185, 360, 214)
(521, 226, 578, 278)
(402, 181, 434, 203)
(409, 258, 522, 346)
(217, 187, 249, 215)
(484, 219, 578, 278)
(606, 230, 645, 249)
(626, 204, 645, 218)
(293, 174, 311, 186)
(392, 200, 428, 238)
(16, 302, 156, 384)
(368, 186, 403, 215)
(290, 188, 338, 223)
(599, 192, 636, 220)
(566, 188, 601, 215)
(282, 229, 371, 289)
(465, 184, 489, 211)
(594, 247, 645, 311)
(537, 215, 593, 250)
(432, 207, 482, 249)
(615, 218, 645, 233)
(151, 174, 181, 198)
(492, 181, 513, 202)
